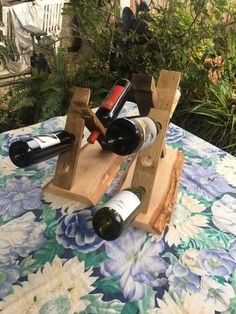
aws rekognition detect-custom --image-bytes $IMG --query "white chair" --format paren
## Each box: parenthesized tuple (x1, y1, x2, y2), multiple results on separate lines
(41, 0, 65, 49)
(1, 5, 11, 36)
(1, 0, 65, 37)
(0, 0, 65, 73)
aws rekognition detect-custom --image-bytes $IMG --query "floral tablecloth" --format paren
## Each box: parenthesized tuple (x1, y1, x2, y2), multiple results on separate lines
(0, 103, 236, 314)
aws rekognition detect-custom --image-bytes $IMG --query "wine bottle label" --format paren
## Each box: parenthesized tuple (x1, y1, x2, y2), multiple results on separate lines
(170, 88, 181, 118)
(104, 191, 141, 220)
(133, 117, 158, 149)
(33, 134, 60, 149)
(101, 85, 125, 110)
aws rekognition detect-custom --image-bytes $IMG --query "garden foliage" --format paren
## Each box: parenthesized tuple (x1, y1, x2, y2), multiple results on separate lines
(1, 0, 235, 154)
(67, 0, 236, 154)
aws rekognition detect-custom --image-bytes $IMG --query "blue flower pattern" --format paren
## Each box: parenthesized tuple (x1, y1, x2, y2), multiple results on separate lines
(229, 239, 236, 259)
(1, 133, 32, 156)
(101, 228, 167, 301)
(56, 209, 104, 253)
(166, 123, 185, 143)
(0, 109, 235, 313)
(180, 163, 233, 201)
(0, 263, 20, 298)
(0, 177, 42, 221)
(166, 261, 200, 294)
(198, 249, 236, 276)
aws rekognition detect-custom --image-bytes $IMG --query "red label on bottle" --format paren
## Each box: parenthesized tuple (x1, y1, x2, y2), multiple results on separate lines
(100, 85, 125, 110)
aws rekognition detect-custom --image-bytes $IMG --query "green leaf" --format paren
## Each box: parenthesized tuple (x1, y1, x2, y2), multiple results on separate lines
(121, 302, 139, 314)
(0, 134, 6, 153)
(0, 215, 5, 225)
(183, 150, 198, 158)
(19, 255, 42, 276)
(177, 227, 234, 254)
(137, 286, 155, 314)
(80, 293, 124, 314)
(98, 193, 112, 206)
(43, 167, 57, 180)
(197, 228, 234, 250)
(39, 203, 57, 238)
(162, 252, 178, 264)
(231, 270, 236, 293)
(222, 271, 236, 313)
(40, 203, 56, 222)
(167, 141, 184, 150)
(14, 169, 38, 177)
(211, 276, 226, 285)
(73, 250, 107, 270)
(201, 158, 212, 168)
(185, 190, 212, 208)
(93, 276, 121, 294)
(33, 239, 64, 265)
(44, 220, 57, 239)
(32, 171, 45, 180)
(0, 175, 9, 188)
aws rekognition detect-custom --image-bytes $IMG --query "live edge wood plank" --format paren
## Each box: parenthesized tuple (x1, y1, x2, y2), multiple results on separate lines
(44, 141, 127, 205)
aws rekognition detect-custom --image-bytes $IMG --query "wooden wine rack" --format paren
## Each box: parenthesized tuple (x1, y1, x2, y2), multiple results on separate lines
(43, 70, 184, 235)
(43, 88, 127, 205)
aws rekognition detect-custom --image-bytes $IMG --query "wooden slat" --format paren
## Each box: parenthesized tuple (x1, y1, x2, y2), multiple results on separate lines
(131, 73, 156, 92)
(52, 87, 89, 190)
(131, 73, 156, 116)
(72, 100, 106, 137)
(131, 70, 181, 213)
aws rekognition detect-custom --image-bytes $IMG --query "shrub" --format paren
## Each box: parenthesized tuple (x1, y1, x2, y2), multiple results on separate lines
(2, 0, 236, 154)
(0, 48, 77, 132)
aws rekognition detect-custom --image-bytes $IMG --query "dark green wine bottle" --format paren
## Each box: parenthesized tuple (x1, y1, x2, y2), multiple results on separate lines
(9, 131, 75, 168)
(92, 186, 145, 241)
(106, 116, 161, 156)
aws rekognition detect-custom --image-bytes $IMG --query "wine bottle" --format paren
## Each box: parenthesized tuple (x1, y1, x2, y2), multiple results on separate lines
(106, 116, 161, 156)
(87, 78, 132, 144)
(92, 186, 145, 240)
(9, 131, 75, 168)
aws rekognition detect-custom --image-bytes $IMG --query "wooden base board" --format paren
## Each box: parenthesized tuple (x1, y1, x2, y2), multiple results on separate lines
(43, 142, 126, 205)
(122, 146, 184, 234)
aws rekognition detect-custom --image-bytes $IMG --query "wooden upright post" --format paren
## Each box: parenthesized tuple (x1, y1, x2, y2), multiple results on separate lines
(52, 88, 89, 190)
(122, 70, 184, 234)
(131, 74, 155, 116)
(132, 70, 181, 213)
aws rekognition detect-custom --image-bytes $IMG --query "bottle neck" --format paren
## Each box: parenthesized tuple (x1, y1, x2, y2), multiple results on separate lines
(107, 80, 132, 118)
